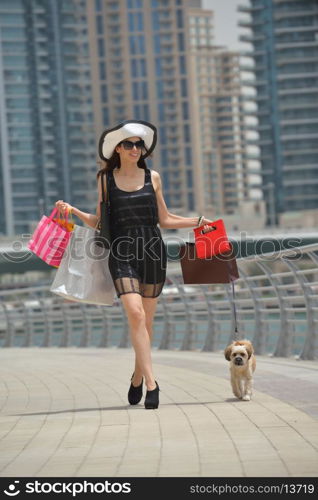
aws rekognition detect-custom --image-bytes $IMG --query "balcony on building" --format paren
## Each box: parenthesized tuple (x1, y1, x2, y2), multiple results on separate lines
(283, 146, 318, 156)
(278, 87, 318, 96)
(245, 108, 270, 117)
(240, 50, 265, 58)
(274, 25, 318, 35)
(238, 18, 265, 28)
(238, 20, 253, 28)
(241, 78, 267, 87)
(277, 72, 318, 81)
(253, 94, 270, 102)
(274, 9, 318, 20)
(276, 55, 318, 65)
(276, 41, 318, 50)
(239, 34, 265, 43)
(161, 59, 176, 69)
(281, 132, 318, 141)
(243, 124, 260, 132)
(237, 5, 265, 13)
(240, 64, 258, 72)
(246, 138, 272, 146)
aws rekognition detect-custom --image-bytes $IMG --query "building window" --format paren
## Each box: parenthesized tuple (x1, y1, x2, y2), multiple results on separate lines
(188, 192, 194, 211)
(156, 81, 163, 99)
(131, 59, 137, 77)
(159, 126, 167, 144)
(183, 124, 190, 143)
(132, 82, 138, 100)
(130, 58, 147, 77)
(176, 9, 183, 29)
(96, 15, 103, 34)
(158, 103, 165, 121)
(180, 79, 187, 97)
(153, 34, 161, 54)
(133, 82, 147, 100)
(161, 152, 169, 168)
(155, 58, 162, 76)
(133, 104, 149, 120)
(102, 107, 109, 126)
(179, 55, 186, 75)
(127, 0, 143, 8)
(186, 170, 193, 186)
(101, 84, 107, 102)
(97, 38, 105, 57)
(178, 33, 185, 51)
(99, 61, 106, 80)
(140, 59, 146, 77)
(95, 0, 102, 11)
(128, 12, 144, 31)
(152, 0, 169, 7)
(182, 102, 189, 120)
(129, 35, 145, 54)
(185, 148, 192, 166)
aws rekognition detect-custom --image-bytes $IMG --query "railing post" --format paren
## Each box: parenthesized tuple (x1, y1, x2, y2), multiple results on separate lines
(283, 255, 316, 361)
(118, 301, 129, 348)
(202, 287, 218, 352)
(237, 267, 268, 355)
(158, 290, 173, 349)
(99, 306, 111, 348)
(257, 260, 292, 357)
(3, 304, 13, 347)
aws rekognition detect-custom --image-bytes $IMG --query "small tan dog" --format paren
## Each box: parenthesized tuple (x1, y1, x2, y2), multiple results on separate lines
(224, 340, 256, 401)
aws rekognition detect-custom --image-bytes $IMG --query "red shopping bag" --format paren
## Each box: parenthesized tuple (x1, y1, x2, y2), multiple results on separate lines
(27, 207, 73, 267)
(193, 218, 231, 259)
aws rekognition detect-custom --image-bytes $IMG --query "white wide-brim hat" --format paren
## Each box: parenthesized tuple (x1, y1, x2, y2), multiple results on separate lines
(98, 120, 157, 161)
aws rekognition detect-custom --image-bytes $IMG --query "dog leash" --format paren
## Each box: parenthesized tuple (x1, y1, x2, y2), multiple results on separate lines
(231, 280, 239, 340)
(226, 261, 239, 340)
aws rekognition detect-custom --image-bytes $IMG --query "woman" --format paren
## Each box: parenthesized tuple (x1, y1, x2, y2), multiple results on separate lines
(55, 120, 213, 410)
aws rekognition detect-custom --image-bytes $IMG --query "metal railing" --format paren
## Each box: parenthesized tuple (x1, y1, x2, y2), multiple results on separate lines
(1, 243, 318, 359)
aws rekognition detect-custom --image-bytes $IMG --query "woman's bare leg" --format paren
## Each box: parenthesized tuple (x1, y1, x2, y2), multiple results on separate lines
(120, 293, 157, 390)
(132, 296, 158, 386)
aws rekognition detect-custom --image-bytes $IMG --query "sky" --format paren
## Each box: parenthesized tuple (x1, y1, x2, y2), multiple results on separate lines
(202, 0, 249, 51)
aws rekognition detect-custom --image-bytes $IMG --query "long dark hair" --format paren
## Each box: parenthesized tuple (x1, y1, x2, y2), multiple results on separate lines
(96, 146, 148, 179)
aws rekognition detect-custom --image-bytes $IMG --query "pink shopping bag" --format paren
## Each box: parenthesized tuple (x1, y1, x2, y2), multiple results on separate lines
(27, 207, 73, 267)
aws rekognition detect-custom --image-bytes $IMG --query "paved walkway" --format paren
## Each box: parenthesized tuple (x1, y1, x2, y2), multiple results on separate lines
(0, 348, 317, 478)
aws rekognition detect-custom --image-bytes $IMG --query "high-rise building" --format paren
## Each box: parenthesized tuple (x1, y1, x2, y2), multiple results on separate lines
(239, 0, 318, 223)
(0, 0, 96, 236)
(1, 0, 263, 239)
(188, 7, 251, 216)
(87, 0, 203, 217)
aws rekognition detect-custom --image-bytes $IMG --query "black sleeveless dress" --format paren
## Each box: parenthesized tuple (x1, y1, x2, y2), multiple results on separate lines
(108, 167, 167, 299)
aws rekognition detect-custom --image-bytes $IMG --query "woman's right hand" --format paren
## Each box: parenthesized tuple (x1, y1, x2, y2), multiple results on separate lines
(199, 217, 215, 234)
(55, 200, 73, 216)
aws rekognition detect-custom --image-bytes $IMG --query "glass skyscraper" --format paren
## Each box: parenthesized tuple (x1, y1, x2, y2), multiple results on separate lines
(0, 0, 96, 236)
(239, 0, 318, 223)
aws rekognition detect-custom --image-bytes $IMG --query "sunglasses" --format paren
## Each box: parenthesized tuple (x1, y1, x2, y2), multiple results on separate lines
(120, 140, 145, 150)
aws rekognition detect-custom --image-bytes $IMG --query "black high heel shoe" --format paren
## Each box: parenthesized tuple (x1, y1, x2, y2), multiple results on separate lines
(144, 381, 160, 409)
(128, 373, 143, 405)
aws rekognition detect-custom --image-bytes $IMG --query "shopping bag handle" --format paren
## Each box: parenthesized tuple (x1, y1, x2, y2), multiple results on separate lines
(199, 224, 217, 235)
(48, 207, 58, 221)
(48, 207, 70, 225)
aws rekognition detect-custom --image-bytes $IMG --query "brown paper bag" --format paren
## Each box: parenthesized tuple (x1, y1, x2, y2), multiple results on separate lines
(179, 242, 239, 284)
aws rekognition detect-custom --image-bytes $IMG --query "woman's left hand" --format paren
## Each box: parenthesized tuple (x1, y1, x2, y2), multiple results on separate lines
(55, 200, 73, 216)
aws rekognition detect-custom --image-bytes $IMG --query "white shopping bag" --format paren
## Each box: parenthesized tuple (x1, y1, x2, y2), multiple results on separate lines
(50, 224, 116, 306)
